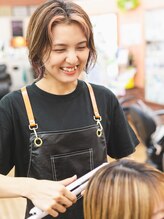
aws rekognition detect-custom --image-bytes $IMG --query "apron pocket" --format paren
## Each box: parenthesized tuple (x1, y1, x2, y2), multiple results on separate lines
(50, 148, 94, 181)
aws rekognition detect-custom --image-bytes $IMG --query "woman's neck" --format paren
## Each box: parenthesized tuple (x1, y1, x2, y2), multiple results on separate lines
(35, 78, 78, 95)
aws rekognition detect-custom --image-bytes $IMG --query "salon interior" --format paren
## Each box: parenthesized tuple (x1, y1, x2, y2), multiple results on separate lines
(0, 0, 164, 218)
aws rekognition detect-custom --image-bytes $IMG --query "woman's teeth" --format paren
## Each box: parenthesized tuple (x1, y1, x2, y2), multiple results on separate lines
(62, 66, 77, 72)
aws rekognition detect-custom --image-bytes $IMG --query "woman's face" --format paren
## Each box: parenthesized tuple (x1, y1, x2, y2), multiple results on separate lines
(43, 22, 90, 85)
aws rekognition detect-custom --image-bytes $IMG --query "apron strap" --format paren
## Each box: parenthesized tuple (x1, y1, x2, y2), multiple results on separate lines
(85, 82, 101, 120)
(21, 82, 102, 138)
(21, 82, 101, 122)
(21, 86, 37, 128)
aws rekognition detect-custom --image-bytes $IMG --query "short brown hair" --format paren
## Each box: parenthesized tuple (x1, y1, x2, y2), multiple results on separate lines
(84, 159, 164, 219)
(26, 0, 97, 79)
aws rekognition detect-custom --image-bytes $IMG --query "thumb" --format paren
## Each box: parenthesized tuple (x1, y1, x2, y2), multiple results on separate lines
(59, 175, 77, 186)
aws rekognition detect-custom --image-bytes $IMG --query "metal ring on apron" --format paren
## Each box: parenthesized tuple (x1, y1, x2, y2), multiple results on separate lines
(97, 128, 102, 137)
(94, 116, 103, 137)
(34, 137, 43, 147)
(29, 124, 43, 147)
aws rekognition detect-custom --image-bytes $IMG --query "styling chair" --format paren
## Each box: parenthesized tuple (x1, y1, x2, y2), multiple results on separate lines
(128, 100, 164, 171)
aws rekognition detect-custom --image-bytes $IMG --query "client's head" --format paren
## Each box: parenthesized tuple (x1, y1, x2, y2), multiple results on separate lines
(83, 159, 164, 219)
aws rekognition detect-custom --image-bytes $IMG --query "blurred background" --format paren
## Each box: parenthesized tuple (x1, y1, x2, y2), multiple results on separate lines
(0, 0, 164, 218)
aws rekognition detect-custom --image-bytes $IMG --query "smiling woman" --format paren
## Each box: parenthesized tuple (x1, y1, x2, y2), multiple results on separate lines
(38, 22, 90, 92)
(26, 1, 97, 81)
(0, 1, 139, 219)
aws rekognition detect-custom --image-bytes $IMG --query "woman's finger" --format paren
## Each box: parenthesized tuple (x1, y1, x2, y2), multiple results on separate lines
(46, 207, 59, 218)
(62, 188, 77, 204)
(52, 201, 67, 213)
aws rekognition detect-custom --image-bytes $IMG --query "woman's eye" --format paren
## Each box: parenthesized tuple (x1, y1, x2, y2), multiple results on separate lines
(53, 49, 65, 53)
(77, 46, 86, 50)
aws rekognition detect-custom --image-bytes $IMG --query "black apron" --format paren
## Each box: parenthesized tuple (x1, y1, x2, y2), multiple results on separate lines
(21, 82, 107, 219)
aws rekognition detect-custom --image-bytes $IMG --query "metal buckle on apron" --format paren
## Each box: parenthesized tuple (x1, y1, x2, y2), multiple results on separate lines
(29, 124, 43, 147)
(94, 116, 103, 137)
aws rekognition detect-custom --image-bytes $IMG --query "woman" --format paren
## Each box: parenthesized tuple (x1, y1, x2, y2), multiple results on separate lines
(84, 159, 164, 219)
(0, 0, 139, 218)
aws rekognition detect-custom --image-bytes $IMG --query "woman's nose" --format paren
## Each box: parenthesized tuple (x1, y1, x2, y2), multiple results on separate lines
(66, 50, 78, 64)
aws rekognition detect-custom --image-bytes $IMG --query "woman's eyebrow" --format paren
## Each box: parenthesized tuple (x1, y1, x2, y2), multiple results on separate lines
(53, 43, 66, 47)
(52, 41, 87, 47)
(77, 40, 87, 45)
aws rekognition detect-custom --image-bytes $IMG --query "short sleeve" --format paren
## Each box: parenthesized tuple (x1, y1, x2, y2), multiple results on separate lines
(0, 101, 14, 174)
(107, 98, 139, 159)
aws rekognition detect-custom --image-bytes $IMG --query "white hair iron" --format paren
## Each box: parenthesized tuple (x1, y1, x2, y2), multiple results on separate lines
(27, 162, 108, 219)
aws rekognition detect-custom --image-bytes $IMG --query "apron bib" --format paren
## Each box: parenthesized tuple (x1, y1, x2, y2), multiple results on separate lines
(21, 82, 107, 219)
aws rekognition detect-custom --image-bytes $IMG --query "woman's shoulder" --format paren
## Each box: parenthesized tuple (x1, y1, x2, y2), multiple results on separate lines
(0, 89, 20, 103)
(78, 81, 119, 110)
(0, 84, 34, 106)
(85, 81, 117, 101)
(80, 80, 114, 94)
(0, 89, 21, 118)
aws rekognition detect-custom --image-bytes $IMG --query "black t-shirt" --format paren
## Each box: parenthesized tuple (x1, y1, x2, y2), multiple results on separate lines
(0, 80, 139, 176)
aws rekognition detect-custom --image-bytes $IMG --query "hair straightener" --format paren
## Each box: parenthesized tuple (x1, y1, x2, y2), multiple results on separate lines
(27, 162, 108, 219)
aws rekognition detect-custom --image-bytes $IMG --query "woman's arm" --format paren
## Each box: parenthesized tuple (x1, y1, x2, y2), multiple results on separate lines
(0, 174, 77, 217)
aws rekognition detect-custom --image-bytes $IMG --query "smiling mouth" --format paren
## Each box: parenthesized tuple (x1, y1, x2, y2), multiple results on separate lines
(61, 65, 78, 73)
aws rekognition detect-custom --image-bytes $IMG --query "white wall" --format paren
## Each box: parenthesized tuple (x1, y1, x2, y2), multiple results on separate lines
(74, 0, 117, 15)
(143, 0, 164, 9)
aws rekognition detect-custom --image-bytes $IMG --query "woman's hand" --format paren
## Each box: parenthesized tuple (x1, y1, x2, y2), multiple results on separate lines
(25, 175, 77, 218)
